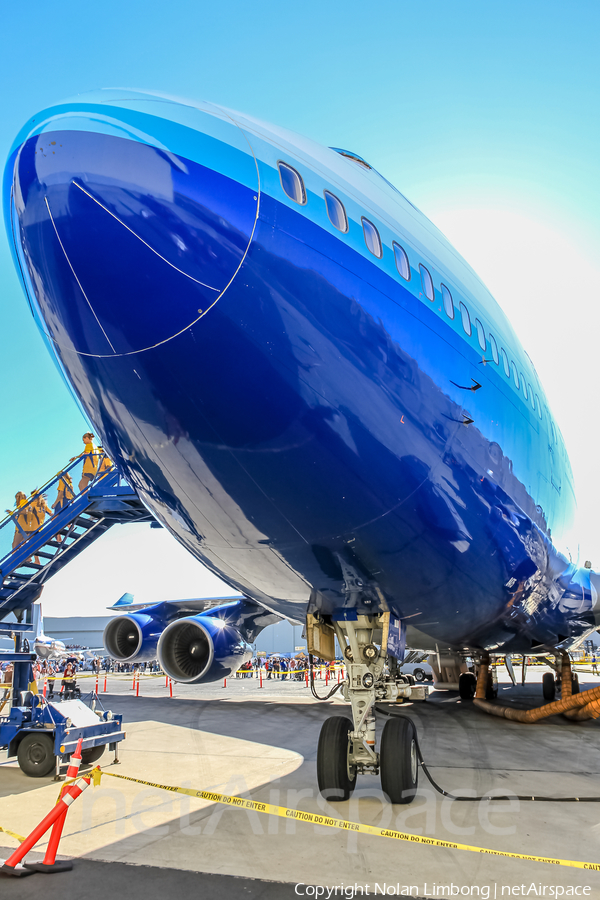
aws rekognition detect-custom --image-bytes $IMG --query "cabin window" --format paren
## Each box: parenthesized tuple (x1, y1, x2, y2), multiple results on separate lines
(489, 333, 499, 365)
(520, 376, 528, 400)
(278, 162, 306, 205)
(459, 302, 471, 336)
(362, 218, 382, 258)
(420, 265, 434, 301)
(324, 191, 348, 232)
(511, 362, 520, 389)
(475, 318, 486, 351)
(441, 284, 454, 319)
(393, 242, 411, 280)
(501, 348, 510, 377)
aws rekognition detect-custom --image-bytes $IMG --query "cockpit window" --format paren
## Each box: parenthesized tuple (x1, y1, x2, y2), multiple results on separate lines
(362, 218, 383, 258)
(329, 147, 372, 169)
(393, 242, 411, 280)
(501, 348, 510, 377)
(420, 265, 434, 301)
(459, 302, 471, 336)
(441, 284, 454, 319)
(324, 191, 348, 232)
(520, 375, 528, 400)
(278, 162, 306, 205)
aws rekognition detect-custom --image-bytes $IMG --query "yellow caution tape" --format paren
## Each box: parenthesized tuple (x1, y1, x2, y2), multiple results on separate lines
(91, 769, 600, 871)
(0, 824, 25, 843)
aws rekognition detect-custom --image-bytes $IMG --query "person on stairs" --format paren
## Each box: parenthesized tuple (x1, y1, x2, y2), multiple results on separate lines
(71, 432, 99, 493)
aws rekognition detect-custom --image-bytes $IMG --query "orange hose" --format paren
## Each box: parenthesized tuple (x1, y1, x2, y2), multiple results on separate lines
(565, 698, 600, 721)
(561, 654, 581, 719)
(560, 654, 600, 720)
(475, 655, 489, 700)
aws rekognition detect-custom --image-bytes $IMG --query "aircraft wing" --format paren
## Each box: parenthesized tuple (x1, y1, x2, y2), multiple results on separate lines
(108, 593, 245, 614)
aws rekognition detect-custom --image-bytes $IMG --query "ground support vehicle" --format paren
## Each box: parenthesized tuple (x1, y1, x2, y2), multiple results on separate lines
(0, 625, 125, 778)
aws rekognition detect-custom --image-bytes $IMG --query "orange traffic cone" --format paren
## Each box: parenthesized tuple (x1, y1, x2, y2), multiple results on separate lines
(23, 738, 84, 873)
(1, 769, 92, 877)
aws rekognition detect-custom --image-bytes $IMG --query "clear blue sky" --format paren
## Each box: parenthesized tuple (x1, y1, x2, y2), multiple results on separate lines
(1, 1, 599, 613)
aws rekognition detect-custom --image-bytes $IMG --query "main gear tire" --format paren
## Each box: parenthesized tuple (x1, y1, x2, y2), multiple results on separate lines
(459, 672, 477, 700)
(542, 671, 556, 701)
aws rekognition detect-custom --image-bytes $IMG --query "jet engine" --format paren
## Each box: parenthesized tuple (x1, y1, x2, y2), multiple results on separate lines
(157, 614, 252, 684)
(103, 612, 166, 663)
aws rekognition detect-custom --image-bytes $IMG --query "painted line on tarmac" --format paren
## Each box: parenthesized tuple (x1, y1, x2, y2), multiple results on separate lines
(91, 769, 600, 872)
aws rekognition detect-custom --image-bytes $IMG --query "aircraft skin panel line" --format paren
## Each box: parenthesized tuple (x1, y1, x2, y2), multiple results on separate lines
(3, 89, 592, 659)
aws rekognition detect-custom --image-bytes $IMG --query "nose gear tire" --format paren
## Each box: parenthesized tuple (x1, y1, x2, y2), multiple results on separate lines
(380, 716, 418, 804)
(317, 716, 357, 802)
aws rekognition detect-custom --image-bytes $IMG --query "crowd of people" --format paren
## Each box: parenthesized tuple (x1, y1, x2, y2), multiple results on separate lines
(236, 655, 337, 679)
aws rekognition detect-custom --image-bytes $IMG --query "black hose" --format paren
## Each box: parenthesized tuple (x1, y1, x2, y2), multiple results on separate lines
(308, 654, 342, 701)
(375, 704, 600, 802)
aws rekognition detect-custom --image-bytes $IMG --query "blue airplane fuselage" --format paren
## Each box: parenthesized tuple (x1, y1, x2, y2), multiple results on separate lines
(4, 90, 596, 654)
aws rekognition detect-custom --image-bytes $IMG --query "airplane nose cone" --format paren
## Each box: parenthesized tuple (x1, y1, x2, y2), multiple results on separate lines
(9, 97, 259, 355)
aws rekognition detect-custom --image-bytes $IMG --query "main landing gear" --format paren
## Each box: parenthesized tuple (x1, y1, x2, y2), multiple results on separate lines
(542, 657, 580, 702)
(315, 614, 420, 804)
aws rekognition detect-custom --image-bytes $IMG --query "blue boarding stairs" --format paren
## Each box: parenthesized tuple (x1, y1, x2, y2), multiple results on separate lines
(0, 453, 154, 621)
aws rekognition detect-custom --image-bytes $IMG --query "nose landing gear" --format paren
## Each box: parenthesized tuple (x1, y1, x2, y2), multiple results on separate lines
(314, 613, 420, 804)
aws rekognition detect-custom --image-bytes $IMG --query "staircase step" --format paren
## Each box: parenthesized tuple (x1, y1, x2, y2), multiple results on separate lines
(17, 561, 44, 571)
(36, 551, 54, 560)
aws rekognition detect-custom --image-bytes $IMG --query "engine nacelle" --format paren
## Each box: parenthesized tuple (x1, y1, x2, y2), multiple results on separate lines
(103, 613, 165, 662)
(157, 614, 252, 684)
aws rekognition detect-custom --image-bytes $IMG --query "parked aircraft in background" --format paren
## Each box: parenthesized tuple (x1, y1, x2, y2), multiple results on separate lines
(0, 603, 96, 661)
(5, 89, 599, 803)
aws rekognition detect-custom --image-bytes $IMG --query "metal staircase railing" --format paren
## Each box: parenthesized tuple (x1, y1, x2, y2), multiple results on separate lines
(0, 453, 153, 618)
